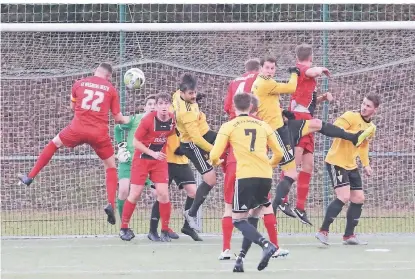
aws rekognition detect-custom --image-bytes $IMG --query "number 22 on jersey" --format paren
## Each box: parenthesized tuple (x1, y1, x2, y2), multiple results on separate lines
(81, 89, 104, 112)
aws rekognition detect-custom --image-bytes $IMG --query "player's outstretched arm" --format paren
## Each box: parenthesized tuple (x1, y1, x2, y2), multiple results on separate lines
(268, 70, 298, 95)
(305, 67, 330, 78)
(209, 126, 229, 166)
(114, 115, 134, 144)
(182, 112, 213, 152)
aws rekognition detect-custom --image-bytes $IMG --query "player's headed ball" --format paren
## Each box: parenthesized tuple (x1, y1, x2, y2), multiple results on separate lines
(124, 68, 146, 90)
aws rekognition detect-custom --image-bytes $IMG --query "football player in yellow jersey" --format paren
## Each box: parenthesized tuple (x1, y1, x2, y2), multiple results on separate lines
(253, 56, 376, 214)
(315, 95, 379, 246)
(210, 93, 285, 272)
(172, 73, 218, 232)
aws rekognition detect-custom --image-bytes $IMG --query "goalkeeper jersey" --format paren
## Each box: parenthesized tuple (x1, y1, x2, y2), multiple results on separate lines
(114, 113, 145, 154)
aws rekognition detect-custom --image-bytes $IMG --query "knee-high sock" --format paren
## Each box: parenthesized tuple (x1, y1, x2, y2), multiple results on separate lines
(319, 122, 357, 144)
(222, 216, 233, 251)
(344, 203, 363, 237)
(263, 213, 278, 247)
(117, 198, 125, 219)
(159, 201, 172, 231)
(106, 168, 118, 208)
(273, 176, 295, 211)
(188, 182, 212, 217)
(121, 199, 136, 229)
(149, 200, 160, 233)
(28, 141, 58, 178)
(239, 217, 260, 257)
(183, 196, 194, 228)
(296, 171, 312, 211)
(320, 198, 345, 231)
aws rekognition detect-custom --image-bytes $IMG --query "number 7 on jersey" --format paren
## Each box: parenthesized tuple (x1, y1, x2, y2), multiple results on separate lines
(244, 129, 256, 151)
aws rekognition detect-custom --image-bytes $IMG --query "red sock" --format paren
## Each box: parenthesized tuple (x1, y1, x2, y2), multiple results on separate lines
(159, 201, 172, 231)
(121, 199, 136, 229)
(222, 216, 233, 251)
(106, 168, 118, 208)
(279, 171, 289, 203)
(263, 213, 278, 247)
(28, 141, 58, 178)
(296, 171, 312, 211)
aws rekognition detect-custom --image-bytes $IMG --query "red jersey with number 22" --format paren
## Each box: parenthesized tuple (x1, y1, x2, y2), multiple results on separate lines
(70, 76, 121, 133)
(134, 111, 175, 160)
(224, 71, 259, 119)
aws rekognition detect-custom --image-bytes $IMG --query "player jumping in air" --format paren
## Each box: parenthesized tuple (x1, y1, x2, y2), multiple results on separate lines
(172, 73, 218, 232)
(316, 95, 379, 245)
(18, 63, 130, 225)
(220, 59, 288, 260)
(251, 56, 375, 213)
(279, 43, 333, 225)
(210, 93, 285, 272)
(119, 93, 175, 241)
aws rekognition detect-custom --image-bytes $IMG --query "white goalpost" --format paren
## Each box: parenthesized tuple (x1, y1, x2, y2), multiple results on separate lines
(1, 4, 415, 237)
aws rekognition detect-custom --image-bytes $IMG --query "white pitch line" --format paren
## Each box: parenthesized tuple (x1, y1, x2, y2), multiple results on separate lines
(3, 267, 415, 275)
(4, 241, 412, 249)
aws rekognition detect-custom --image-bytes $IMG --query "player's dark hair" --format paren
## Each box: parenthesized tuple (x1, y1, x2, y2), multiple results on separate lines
(245, 58, 261, 72)
(260, 55, 277, 66)
(366, 94, 381, 108)
(155, 92, 171, 103)
(98, 62, 113, 73)
(296, 44, 313, 62)
(179, 73, 197, 92)
(145, 94, 156, 105)
(250, 94, 259, 114)
(233, 93, 252, 112)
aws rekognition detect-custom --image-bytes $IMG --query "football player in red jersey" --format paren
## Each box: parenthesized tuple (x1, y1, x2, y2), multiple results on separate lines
(279, 44, 333, 225)
(119, 93, 175, 241)
(18, 63, 130, 225)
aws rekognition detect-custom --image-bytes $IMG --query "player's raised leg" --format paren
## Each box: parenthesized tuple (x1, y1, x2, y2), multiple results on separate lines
(18, 134, 63, 186)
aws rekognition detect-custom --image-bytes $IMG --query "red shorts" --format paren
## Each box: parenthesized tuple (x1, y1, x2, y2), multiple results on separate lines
(130, 157, 169, 185)
(293, 111, 315, 153)
(59, 125, 114, 160)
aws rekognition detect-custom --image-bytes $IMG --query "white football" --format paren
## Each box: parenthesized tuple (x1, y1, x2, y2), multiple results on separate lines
(124, 68, 146, 90)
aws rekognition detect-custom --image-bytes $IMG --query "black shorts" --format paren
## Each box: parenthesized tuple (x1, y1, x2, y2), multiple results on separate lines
(180, 130, 217, 175)
(274, 124, 295, 166)
(287, 119, 307, 146)
(168, 163, 196, 189)
(326, 163, 363, 190)
(233, 178, 272, 213)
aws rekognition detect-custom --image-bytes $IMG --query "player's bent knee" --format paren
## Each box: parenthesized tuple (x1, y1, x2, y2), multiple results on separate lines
(283, 168, 298, 181)
(183, 184, 196, 198)
(203, 170, 216, 186)
(52, 135, 64, 148)
(223, 203, 233, 217)
(155, 184, 169, 203)
(249, 207, 263, 218)
(103, 155, 116, 169)
(350, 191, 365, 204)
(335, 186, 351, 204)
(118, 179, 130, 199)
(128, 184, 144, 203)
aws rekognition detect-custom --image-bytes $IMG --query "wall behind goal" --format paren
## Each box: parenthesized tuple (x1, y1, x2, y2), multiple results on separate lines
(1, 4, 414, 237)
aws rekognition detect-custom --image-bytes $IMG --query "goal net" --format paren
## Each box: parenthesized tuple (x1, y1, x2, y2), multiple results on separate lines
(1, 3, 414, 237)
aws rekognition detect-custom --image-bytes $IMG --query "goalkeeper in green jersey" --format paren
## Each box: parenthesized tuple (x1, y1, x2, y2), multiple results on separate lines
(114, 96, 157, 218)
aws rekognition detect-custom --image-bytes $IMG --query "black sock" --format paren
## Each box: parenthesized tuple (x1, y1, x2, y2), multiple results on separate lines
(319, 122, 358, 144)
(233, 219, 265, 248)
(320, 198, 345, 231)
(344, 203, 363, 237)
(183, 196, 194, 228)
(239, 216, 259, 258)
(272, 176, 295, 211)
(188, 182, 212, 217)
(149, 200, 160, 233)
